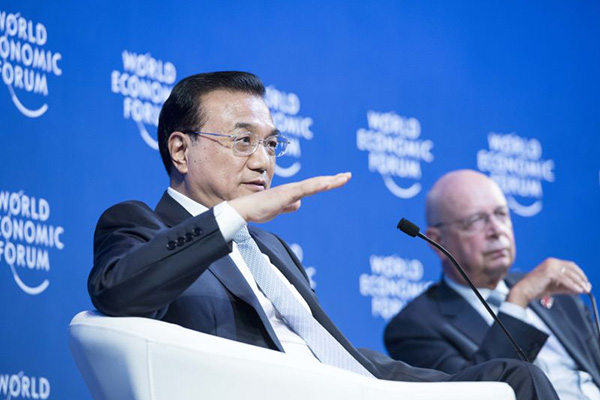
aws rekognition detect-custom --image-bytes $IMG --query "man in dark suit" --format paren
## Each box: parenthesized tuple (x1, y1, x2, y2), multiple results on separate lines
(89, 72, 560, 399)
(385, 169, 600, 399)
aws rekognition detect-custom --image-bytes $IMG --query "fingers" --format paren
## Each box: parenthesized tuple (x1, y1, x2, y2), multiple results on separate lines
(554, 271, 588, 294)
(276, 173, 351, 205)
(230, 172, 351, 223)
(295, 173, 352, 198)
(560, 261, 591, 293)
(325, 172, 352, 190)
(269, 173, 350, 217)
(509, 258, 591, 307)
(539, 258, 590, 295)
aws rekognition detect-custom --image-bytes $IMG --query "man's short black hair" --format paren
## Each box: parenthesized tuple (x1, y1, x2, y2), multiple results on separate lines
(157, 71, 266, 175)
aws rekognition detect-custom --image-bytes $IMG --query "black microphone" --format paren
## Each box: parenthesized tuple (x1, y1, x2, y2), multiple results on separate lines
(397, 218, 530, 363)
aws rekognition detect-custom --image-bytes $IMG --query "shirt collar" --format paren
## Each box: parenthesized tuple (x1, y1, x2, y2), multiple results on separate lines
(167, 187, 208, 217)
(444, 274, 509, 302)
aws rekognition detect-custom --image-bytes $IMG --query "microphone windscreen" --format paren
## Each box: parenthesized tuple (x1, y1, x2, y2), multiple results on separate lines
(397, 218, 420, 237)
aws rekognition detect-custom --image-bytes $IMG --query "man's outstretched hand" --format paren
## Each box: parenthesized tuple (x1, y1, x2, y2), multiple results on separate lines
(229, 172, 351, 223)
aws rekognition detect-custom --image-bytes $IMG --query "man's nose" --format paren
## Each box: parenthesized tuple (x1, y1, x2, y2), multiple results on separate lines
(247, 142, 272, 171)
(486, 214, 506, 236)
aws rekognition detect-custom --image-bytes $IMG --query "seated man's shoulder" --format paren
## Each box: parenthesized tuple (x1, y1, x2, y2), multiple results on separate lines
(103, 199, 153, 214)
(406, 281, 444, 309)
(95, 200, 163, 233)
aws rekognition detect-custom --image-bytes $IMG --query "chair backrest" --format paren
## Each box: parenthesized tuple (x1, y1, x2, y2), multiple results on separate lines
(68, 310, 515, 400)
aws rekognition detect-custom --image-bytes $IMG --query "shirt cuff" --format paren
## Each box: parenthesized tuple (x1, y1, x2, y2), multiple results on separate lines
(214, 201, 246, 242)
(499, 301, 528, 322)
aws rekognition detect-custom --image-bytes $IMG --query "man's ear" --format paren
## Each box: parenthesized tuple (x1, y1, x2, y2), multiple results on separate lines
(168, 131, 189, 174)
(425, 227, 446, 260)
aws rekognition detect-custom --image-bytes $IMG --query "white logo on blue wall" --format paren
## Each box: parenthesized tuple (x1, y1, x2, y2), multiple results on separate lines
(359, 254, 432, 319)
(111, 51, 176, 150)
(477, 132, 555, 217)
(0, 10, 63, 118)
(0, 372, 50, 399)
(264, 86, 313, 178)
(290, 243, 317, 289)
(357, 111, 434, 199)
(0, 191, 64, 295)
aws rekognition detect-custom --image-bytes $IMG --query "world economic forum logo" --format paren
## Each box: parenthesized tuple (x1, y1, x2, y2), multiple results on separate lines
(0, 190, 64, 295)
(0, 10, 63, 118)
(477, 132, 555, 217)
(356, 110, 434, 199)
(0, 372, 50, 400)
(111, 50, 177, 149)
(359, 254, 432, 319)
(264, 85, 314, 179)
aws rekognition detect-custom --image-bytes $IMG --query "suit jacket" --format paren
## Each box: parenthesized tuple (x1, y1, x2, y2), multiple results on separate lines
(384, 275, 600, 387)
(88, 192, 449, 382)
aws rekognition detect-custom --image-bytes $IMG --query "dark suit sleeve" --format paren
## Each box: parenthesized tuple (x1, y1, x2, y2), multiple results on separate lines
(384, 306, 548, 374)
(88, 201, 232, 318)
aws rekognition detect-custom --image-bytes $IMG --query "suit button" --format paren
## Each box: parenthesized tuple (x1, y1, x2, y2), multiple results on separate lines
(185, 232, 194, 241)
(193, 227, 203, 236)
(166, 241, 176, 250)
(177, 237, 186, 246)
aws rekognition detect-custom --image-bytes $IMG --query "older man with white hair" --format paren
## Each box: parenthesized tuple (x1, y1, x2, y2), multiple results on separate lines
(385, 169, 600, 400)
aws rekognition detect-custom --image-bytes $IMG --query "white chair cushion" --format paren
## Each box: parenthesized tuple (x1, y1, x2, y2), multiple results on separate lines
(68, 310, 515, 400)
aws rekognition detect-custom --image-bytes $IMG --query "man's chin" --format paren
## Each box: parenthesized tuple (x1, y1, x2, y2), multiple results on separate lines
(485, 260, 512, 278)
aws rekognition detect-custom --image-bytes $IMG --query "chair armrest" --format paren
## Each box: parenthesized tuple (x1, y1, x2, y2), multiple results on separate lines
(68, 310, 515, 400)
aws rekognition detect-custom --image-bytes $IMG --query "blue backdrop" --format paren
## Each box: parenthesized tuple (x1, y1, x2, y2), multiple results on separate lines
(1, 1, 599, 399)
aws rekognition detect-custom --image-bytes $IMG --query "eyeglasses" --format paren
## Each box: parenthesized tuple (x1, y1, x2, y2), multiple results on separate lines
(183, 131, 289, 157)
(433, 206, 511, 233)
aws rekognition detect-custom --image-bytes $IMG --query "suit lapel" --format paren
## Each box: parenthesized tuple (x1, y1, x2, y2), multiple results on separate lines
(529, 299, 599, 381)
(438, 280, 489, 346)
(208, 256, 285, 351)
(154, 192, 284, 351)
(154, 191, 194, 227)
(250, 228, 326, 318)
(251, 227, 380, 376)
(251, 228, 317, 304)
(505, 275, 600, 384)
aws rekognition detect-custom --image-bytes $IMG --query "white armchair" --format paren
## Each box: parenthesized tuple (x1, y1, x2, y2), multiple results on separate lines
(68, 311, 515, 400)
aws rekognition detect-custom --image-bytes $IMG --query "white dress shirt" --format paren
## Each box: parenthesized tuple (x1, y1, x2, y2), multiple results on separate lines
(167, 187, 320, 363)
(445, 276, 600, 400)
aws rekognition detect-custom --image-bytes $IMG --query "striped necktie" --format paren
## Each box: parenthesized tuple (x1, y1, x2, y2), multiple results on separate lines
(234, 226, 373, 377)
(487, 290, 506, 310)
